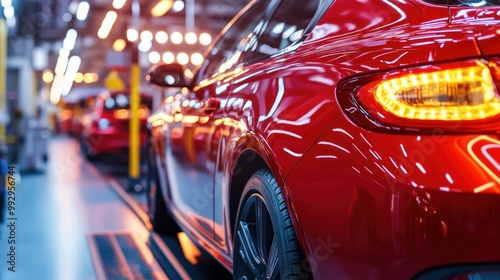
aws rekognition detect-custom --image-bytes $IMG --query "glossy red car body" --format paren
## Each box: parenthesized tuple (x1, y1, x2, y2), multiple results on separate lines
(147, 0, 500, 279)
(81, 90, 151, 156)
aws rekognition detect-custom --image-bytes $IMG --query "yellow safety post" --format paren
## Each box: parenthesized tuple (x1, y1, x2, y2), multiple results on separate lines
(0, 18, 6, 142)
(128, 0, 141, 191)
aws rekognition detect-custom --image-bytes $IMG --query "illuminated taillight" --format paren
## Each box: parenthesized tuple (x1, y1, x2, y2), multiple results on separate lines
(138, 107, 149, 119)
(372, 62, 499, 120)
(114, 109, 129, 119)
(337, 60, 500, 133)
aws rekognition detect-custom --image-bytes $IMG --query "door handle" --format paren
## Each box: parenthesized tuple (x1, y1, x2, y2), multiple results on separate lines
(202, 98, 221, 114)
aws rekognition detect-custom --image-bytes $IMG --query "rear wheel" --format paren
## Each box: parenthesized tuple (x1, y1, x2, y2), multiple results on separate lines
(233, 169, 312, 280)
(80, 138, 96, 160)
(147, 143, 179, 235)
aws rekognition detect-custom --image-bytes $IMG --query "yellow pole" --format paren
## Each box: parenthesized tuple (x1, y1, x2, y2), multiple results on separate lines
(0, 19, 6, 142)
(129, 62, 140, 179)
(128, 0, 141, 191)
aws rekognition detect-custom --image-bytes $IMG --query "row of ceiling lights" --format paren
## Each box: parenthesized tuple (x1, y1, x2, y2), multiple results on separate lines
(148, 51, 203, 66)
(1, 0, 16, 28)
(112, 30, 212, 53)
(97, 0, 186, 40)
(43, 70, 99, 84)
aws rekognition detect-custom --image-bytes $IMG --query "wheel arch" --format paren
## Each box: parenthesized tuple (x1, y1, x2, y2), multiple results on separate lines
(227, 134, 289, 242)
(228, 149, 269, 238)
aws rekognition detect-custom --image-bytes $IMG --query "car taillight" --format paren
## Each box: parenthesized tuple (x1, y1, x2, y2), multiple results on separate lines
(337, 59, 500, 133)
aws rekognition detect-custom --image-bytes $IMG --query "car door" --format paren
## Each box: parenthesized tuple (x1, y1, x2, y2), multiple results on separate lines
(165, 0, 275, 244)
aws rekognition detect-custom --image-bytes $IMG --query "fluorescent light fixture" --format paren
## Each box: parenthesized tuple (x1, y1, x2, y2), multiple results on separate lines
(55, 53, 69, 75)
(63, 29, 78, 51)
(59, 48, 70, 57)
(50, 75, 65, 104)
(1, 0, 11, 8)
(3, 5, 14, 19)
(97, 11, 118, 39)
(62, 56, 82, 95)
(6, 17, 15, 28)
(76, 1, 90, 21)
(113, 0, 127, 9)
(127, 29, 138, 42)
(151, 0, 174, 17)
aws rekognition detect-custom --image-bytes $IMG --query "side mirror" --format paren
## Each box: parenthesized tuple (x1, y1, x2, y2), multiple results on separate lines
(147, 63, 188, 88)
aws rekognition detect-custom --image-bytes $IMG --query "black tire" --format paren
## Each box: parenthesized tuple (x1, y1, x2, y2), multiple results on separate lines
(146, 143, 179, 235)
(233, 169, 312, 280)
(80, 138, 97, 160)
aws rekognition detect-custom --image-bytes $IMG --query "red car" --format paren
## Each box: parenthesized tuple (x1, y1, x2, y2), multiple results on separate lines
(146, 0, 500, 279)
(80, 90, 151, 158)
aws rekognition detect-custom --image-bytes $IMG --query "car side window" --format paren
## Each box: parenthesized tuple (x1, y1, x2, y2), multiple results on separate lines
(199, 0, 271, 80)
(251, 0, 320, 61)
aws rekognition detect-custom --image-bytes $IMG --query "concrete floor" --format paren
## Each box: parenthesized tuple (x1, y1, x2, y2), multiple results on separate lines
(0, 136, 150, 280)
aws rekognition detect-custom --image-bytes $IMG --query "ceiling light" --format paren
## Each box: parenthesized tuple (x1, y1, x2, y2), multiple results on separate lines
(185, 32, 197, 45)
(50, 75, 64, 104)
(76, 1, 90, 21)
(113, 39, 127, 52)
(170, 31, 183, 44)
(151, 0, 174, 17)
(162, 52, 174, 64)
(1, 0, 11, 8)
(191, 52, 203, 66)
(68, 0, 79, 14)
(199, 33, 212, 46)
(138, 41, 152, 52)
(172, 0, 184, 12)
(54, 54, 69, 75)
(97, 11, 117, 39)
(42, 71, 54, 83)
(140, 30, 153, 42)
(75, 72, 84, 83)
(149, 51, 161, 64)
(177, 52, 189, 65)
(62, 56, 82, 95)
(83, 73, 94, 83)
(155, 31, 168, 44)
(62, 13, 72, 22)
(127, 29, 138, 42)
(112, 0, 127, 9)
(3, 5, 14, 19)
(63, 29, 78, 51)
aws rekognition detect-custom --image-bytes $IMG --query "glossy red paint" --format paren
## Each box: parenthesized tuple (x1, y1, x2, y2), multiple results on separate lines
(81, 90, 151, 156)
(147, 0, 500, 278)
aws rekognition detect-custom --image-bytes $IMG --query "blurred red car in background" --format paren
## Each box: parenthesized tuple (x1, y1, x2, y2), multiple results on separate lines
(80, 90, 152, 158)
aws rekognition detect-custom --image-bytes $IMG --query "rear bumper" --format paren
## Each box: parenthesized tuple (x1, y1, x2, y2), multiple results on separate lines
(84, 130, 147, 155)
